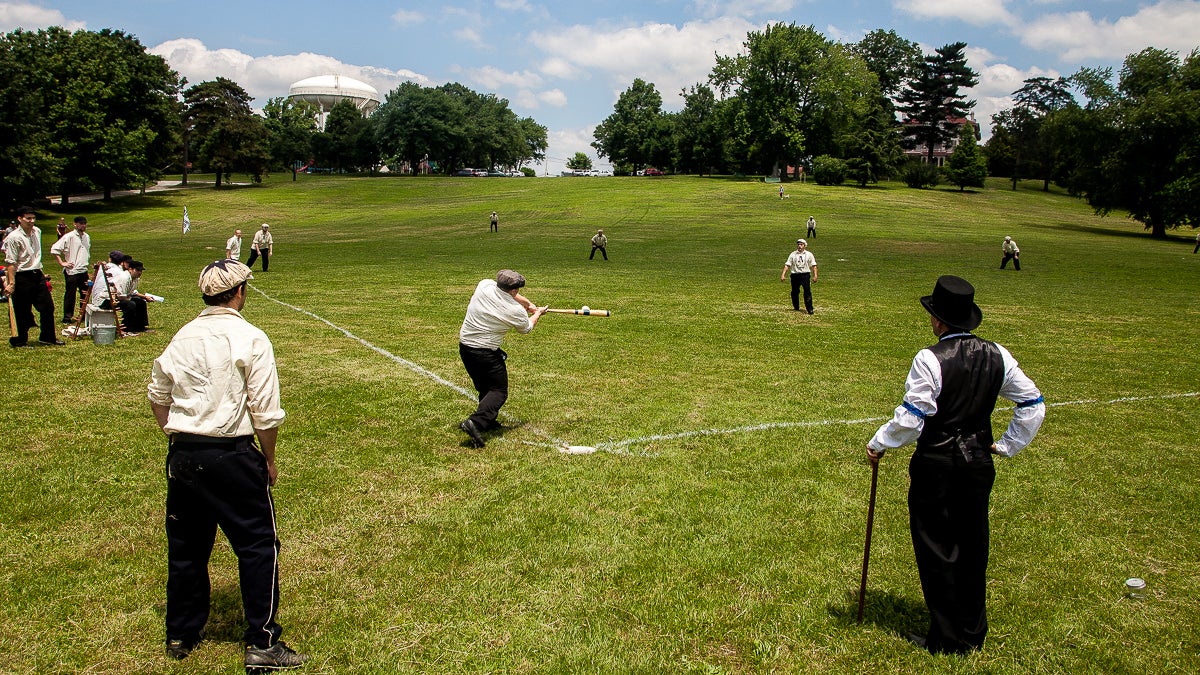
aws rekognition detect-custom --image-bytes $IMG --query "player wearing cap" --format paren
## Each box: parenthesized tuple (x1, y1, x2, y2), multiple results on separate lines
(780, 238, 818, 314)
(1000, 236, 1020, 270)
(148, 259, 308, 670)
(866, 275, 1044, 655)
(246, 223, 273, 271)
(457, 269, 548, 447)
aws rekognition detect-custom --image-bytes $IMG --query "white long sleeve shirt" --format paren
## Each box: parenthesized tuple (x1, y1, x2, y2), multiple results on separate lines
(459, 279, 533, 350)
(148, 306, 285, 437)
(869, 335, 1045, 457)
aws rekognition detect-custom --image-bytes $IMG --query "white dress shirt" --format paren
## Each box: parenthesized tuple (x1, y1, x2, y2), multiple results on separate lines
(459, 279, 533, 350)
(147, 306, 285, 436)
(869, 335, 1045, 457)
(50, 229, 91, 274)
(784, 249, 816, 274)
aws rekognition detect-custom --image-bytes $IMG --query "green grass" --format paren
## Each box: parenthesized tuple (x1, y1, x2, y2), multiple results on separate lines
(2, 173, 1198, 673)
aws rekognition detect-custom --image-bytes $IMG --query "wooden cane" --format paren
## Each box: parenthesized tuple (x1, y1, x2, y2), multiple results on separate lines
(857, 455, 880, 624)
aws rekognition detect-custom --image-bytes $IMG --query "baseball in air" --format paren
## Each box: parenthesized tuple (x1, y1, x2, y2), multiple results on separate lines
(581, 306, 590, 311)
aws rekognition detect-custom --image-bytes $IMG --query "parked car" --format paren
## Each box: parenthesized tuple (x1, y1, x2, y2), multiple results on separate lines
(644, 167, 664, 176)
(596, 169, 614, 177)
(453, 168, 477, 176)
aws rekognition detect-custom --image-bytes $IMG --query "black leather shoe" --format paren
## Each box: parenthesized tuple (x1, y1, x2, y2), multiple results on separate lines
(460, 419, 485, 447)
(906, 633, 928, 650)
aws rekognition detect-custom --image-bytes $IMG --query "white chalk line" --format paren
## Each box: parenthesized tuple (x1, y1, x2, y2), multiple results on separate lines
(250, 286, 1197, 456)
(249, 285, 574, 450)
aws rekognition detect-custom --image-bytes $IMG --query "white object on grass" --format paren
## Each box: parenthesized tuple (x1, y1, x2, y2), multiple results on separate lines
(561, 445, 597, 455)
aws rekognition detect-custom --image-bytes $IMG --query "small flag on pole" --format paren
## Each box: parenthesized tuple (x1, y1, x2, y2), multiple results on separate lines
(182, 206, 190, 235)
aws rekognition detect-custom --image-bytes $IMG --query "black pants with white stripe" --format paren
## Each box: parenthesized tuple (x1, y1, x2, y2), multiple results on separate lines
(165, 436, 283, 649)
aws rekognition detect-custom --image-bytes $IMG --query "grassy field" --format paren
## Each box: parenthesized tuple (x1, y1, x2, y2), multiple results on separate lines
(2, 173, 1198, 674)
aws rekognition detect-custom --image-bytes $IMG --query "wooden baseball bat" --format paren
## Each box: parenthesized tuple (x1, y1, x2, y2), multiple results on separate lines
(6, 288, 16, 338)
(544, 308, 610, 317)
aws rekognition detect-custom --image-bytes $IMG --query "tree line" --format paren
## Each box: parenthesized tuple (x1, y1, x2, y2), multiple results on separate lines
(591, 23, 1198, 236)
(0, 27, 549, 208)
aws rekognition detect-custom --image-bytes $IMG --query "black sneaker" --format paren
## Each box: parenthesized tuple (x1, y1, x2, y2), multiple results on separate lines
(166, 638, 198, 660)
(459, 419, 485, 447)
(244, 641, 308, 670)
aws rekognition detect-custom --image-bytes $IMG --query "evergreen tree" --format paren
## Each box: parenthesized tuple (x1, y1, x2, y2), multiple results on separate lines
(898, 42, 979, 163)
(943, 123, 987, 191)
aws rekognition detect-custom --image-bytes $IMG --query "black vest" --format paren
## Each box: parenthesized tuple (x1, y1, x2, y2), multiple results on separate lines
(916, 334, 1004, 460)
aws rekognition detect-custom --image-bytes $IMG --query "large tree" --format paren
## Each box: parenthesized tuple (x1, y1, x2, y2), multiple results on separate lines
(898, 42, 979, 163)
(591, 78, 667, 174)
(709, 23, 875, 176)
(313, 100, 376, 172)
(673, 84, 726, 175)
(262, 97, 319, 175)
(989, 77, 1074, 190)
(0, 27, 180, 207)
(183, 78, 270, 187)
(850, 28, 922, 110)
(1054, 48, 1200, 237)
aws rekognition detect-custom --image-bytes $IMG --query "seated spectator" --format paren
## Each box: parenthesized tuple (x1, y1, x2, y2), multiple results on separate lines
(89, 250, 132, 316)
(118, 260, 157, 333)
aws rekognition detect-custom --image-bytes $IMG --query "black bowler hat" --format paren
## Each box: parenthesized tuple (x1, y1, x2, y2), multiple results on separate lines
(920, 275, 983, 330)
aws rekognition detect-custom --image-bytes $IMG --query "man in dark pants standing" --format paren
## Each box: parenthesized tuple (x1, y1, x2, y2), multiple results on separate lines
(780, 238, 818, 313)
(458, 269, 547, 447)
(148, 259, 308, 671)
(3, 206, 63, 347)
(50, 216, 90, 323)
(866, 275, 1044, 655)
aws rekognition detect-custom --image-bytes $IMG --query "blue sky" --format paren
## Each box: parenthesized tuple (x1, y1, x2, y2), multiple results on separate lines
(4, 1, 1199, 174)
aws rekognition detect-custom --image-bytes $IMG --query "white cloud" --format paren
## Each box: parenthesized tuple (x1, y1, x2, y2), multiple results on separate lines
(495, 0, 532, 11)
(454, 26, 484, 47)
(963, 46, 1062, 138)
(538, 88, 567, 107)
(0, 1, 86, 31)
(467, 65, 543, 90)
(149, 38, 430, 104)
(1021, 1, 1200, 63)
(391, 10, 423, 27)
(531, 17, 754, 111)
(691, 0, 796, 20)
(895, 0, 1019, 28)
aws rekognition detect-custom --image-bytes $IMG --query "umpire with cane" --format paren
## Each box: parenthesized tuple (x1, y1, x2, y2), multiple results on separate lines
(864, 275, 1044, 655)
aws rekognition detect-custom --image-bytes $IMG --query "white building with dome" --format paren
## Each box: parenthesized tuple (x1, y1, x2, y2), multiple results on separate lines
(287, 75, 381, 130)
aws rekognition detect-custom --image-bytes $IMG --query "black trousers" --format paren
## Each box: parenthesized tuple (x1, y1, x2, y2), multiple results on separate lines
(62, 271, 89, 320)
(9, 269, 56, 346)
(246, 248, 270, 271)
(459, 343, 508, 429)
(807, 225, 816, 238)
(908, 450, 996, 654)
(789, 272, 813, 313)
(119, 296, 148, 332)
(1000, 253, 1020, 270)
(165, 436, 283, 649)
(590, 245, 607, 260)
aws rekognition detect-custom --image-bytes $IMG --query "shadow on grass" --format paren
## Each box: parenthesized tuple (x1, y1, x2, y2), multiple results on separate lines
(1027, 219, 1194, 244)
(829, 588, 927, 638)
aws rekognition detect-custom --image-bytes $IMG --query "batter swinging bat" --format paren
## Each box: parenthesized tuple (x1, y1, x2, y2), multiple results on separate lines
(545, 308, 610, 317)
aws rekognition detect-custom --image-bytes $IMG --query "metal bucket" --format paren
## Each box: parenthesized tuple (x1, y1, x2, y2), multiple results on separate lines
(92, 325, 117, 345)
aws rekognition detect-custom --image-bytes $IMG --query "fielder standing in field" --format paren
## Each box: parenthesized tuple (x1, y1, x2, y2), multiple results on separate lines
(226, 228, 243, 261)
(458, 269, 547, 447)
(148, 259, 308, 671)
(4, 206, 62, 347)
(780, 238, 818, 314)
(490, 211, 499, 233)
(806, 215, 817, 239)
(866, 275, 1044, 655)
(1000, 236, 1020, 270)
(246, 223, 273, 271)
(589, 228, 608, 260)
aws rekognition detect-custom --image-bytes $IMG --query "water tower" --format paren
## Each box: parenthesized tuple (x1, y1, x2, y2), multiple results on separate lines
(287, 75, 381, 130)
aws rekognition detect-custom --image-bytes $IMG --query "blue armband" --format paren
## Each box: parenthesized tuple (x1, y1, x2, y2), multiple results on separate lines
(902, 401, 927, 418)
(1016, 395, 1044, 408)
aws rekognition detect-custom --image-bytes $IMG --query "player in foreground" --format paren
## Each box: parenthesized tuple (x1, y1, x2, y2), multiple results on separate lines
(148, 260, 308, 671)
(866, 275, 1044, 655)
(458, 269, 547, 447)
